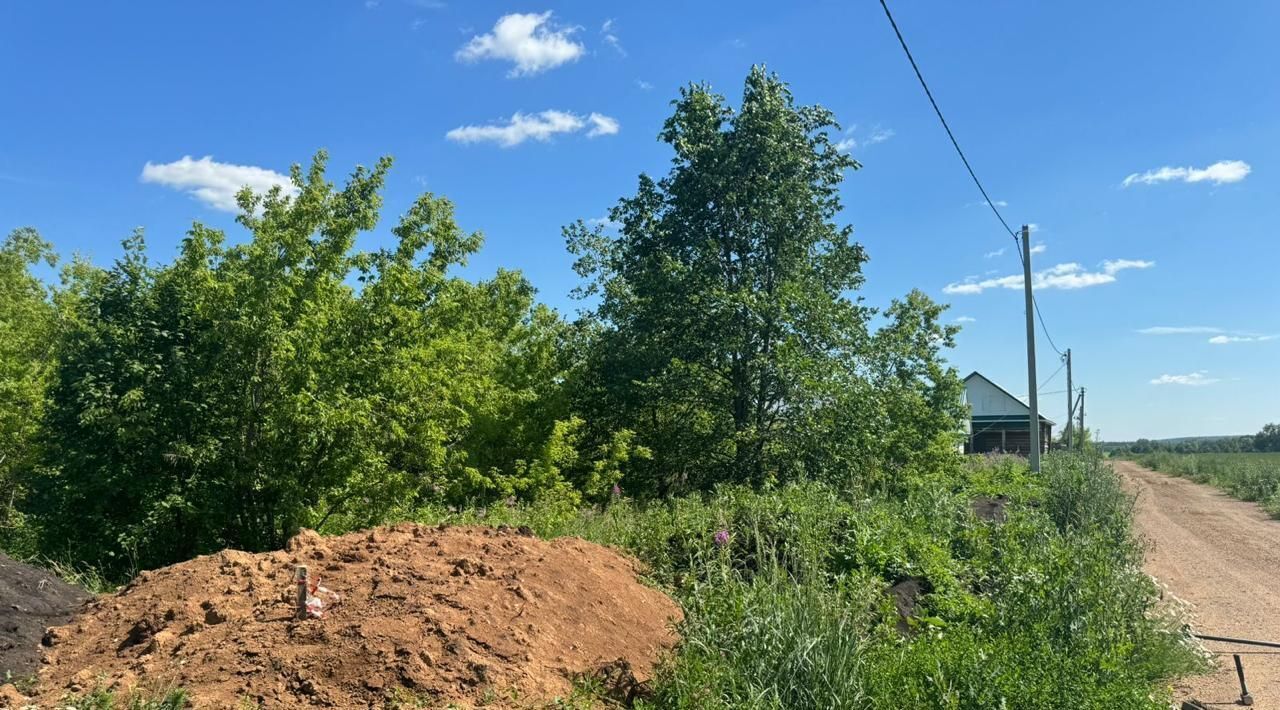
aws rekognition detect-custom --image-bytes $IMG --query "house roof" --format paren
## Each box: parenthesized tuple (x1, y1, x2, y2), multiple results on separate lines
(963, 371, 1055, 425)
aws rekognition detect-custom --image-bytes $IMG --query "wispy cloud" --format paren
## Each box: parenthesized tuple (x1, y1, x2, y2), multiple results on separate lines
(600, 18, 624, 56)
(1209, 334, 1278, 345)
(1138, 326, 1223, 335)
(636, 79, 653, 91)
(140, 156, 296, 212)
(446, 110, 617, 147)
(1029, 243, 1047, 255)
(832, 124, 893, 154)
(1150, 371, 1220, 386)
(586, 112, 619, 137)
(1123, 159, 1251, 187)
(456, 12, 584, 77)
(984, 247, 1007, 259)
(1137, 325, 1276, 344)
(944, 259, 1153, 295)
(587, 216, 621, 230)
(867, 126, 894, 144)
(954, 316, 976, 323)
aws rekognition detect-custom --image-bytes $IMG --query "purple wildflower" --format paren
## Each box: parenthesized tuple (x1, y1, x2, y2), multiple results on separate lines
(612, 483, 622, 498)
(714, 529, 730, 547)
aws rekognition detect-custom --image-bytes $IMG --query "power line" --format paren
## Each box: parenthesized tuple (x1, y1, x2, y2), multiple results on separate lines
(878, 0, 1066, 358)
(876, 0, 1019, 245)
(1034, 296, 1065, 356)
(1038, 360, 1066, 391)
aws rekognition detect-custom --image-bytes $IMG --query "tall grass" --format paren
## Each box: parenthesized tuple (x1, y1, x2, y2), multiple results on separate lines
(414, 452, 1204, 709)
(1135, 451, 1280, 516)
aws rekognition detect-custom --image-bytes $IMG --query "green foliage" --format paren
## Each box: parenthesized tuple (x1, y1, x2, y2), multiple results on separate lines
(1135, 451, 1280, 516)
(1255, 423, 1280, 452)
(565, 66, 964, 495)
(19, 153, 626, 572)
(55, 686, 188, 710)
(0, 228, 57, 553)
(1108, 427, 1277, 455)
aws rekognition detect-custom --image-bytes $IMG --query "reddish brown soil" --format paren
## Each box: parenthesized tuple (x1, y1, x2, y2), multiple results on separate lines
(13, 524, 681, 709)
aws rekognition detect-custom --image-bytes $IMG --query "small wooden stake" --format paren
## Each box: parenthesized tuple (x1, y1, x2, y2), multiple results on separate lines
(294, 565, 309, 619)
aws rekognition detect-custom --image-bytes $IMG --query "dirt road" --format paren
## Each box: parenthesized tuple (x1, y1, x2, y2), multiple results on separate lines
(1116, 459, 1280, 707)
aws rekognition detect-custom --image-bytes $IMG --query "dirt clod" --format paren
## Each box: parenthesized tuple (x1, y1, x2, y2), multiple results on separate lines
(970, 494, 1009, 522)
(889, 576, 931, 634)
(25, 524, 681, 708)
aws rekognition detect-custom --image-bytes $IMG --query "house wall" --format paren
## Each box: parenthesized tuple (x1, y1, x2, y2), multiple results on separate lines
(964, 376, 1028, 418)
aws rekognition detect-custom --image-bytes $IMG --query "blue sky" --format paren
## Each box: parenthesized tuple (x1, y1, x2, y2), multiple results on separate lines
(2, 1, 1277, 440)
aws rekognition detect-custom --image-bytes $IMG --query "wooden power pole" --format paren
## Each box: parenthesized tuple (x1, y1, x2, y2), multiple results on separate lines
(1065, 349, 1073, 450)
(1021, 225, 1041, 472)
(1078, 387, 1086, 447)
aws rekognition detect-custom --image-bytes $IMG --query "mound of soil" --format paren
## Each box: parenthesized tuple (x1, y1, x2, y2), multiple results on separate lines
(18, 524, 681, 708)
(0, 552, 91, 681)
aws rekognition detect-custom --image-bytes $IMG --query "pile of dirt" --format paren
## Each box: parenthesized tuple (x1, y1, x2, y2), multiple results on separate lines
(13, 524, 681, 708)
(0, 552, 91, 681)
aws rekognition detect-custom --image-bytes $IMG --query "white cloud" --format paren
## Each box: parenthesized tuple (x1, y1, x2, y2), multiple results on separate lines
(140, 156, 296, 212)
(867, 126, 894, 144)
(943, 259, 1153, 295)
(835, 124, 892, 153)
(1137, 326, 1276, 344)
(1150, 371, 1220, 386)
(587, 216, 621, 230)
(1209, 334, 1278, 344)
(456, 12, 584, 77)
(446, 110, 618, 147)
(987, 199, 1008, 208)
(955, 316, 976, 323)
(1123, 159, 1251, 187)
(636, 79, 653, 91)
(586, 112, 619, 137)
(1138, 326, 1224, 335)
(1029, 243, 1047, 255)
(601, 18, 625, 56)
(984, 247, 1007, 259)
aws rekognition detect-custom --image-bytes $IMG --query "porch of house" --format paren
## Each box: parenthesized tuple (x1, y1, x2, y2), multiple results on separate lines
(967, 415, 1053, 455)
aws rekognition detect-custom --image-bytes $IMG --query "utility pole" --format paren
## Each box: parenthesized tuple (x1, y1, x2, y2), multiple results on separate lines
(1078, 387, 1086, 447)
(1021, 225, 1041, 472)
(1065, 349, 1073, 450)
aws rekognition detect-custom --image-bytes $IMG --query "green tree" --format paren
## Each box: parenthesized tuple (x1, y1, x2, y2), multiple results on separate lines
(1256, 423, 1280, 452)
(24, 153, 590, 571)
(0, 228, 57, 550)
(565, 67, 963, 495)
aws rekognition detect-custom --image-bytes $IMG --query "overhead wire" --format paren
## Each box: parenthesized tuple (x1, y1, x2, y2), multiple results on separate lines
(877, 0, 1067, 358)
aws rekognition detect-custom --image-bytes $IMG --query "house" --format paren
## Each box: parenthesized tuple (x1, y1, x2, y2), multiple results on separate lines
(963, 371, 1053, 455)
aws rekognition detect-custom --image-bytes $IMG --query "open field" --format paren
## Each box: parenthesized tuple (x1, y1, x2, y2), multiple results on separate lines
(1131, 452, 1280, 517)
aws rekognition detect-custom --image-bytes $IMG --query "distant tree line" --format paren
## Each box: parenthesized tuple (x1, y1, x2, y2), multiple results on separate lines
(0, 68, 965, 573)
(1107, 424, 1280, 455)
